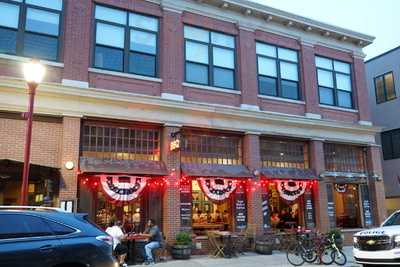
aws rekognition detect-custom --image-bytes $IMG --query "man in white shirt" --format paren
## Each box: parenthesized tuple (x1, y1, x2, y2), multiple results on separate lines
(106, 220, 128, 267)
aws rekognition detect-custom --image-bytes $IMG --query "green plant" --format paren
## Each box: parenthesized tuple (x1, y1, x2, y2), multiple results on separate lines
(175, 231, 192, 246)
(328, 229, 342, 240)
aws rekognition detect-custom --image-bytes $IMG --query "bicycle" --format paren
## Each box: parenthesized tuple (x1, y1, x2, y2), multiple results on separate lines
(325, 233, 347, 266)
(286, 230, 317, 266)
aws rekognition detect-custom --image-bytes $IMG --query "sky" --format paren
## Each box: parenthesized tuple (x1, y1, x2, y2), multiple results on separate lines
(251, 0, 400, 60)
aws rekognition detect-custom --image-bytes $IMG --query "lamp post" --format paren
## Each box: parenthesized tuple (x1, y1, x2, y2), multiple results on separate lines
(19, 60, 45, 205)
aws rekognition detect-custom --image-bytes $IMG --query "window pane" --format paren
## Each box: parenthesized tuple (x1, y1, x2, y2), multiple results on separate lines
(96, 23, 124, 48)
(258, 57, 277, 77)
(0, 2, 19, 29)
(381, 132, 393, 160)
(211, 32, 234, 48)
(259, 76, 277, 96)
(130, 30, 156, 54)
(319, 86, 334, 105)
(278, 47, 297, 62)
(316, 56, 332, 69)
(213, 67, 234, 89)
(333, 61, 350, 74)
(95, 5, 126, 25)
(392, 131, 400, 158)
(0, 28, 17, 54)
(384, 72, 396, 100)
(129, 52, 156, 77)
(184, 26, 209, 43)
(281, 80, 299, 99)
(336, 73, 351, 91)
(26, 8, 59, 36)
(47, 221, 75, 235)
(185, 41, 208, 64)
(26, 0, 62, 10)
(95, 46, 123, 71)
(256, 43, 276, 57)
(337, 91, 352, 108)
(186, 62, 208, 84)
(213, 47, 234, 69)
(0, 214, 52, 239)
(375, 77, 385, 103)
(129, 13, 158, 31)
(23, 33, 58, 61)
(280, 62, 298, 81)
(317, 69, 333, 87)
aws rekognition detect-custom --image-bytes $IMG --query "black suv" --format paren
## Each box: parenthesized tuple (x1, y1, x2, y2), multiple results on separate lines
(0, 206, 118, 267)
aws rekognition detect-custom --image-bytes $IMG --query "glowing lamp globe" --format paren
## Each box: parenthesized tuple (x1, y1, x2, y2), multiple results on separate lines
(23, 61, 46, 84)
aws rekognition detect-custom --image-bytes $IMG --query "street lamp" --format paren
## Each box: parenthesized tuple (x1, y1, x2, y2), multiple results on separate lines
(19, 60, 45, 205)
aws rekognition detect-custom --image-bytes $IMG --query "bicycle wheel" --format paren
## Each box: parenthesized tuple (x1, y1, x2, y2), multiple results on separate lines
(320, 247, 335, 265)
(286, 244, 305, 266)
(302, 248, 318, 263)
(331, 249, 347, 266)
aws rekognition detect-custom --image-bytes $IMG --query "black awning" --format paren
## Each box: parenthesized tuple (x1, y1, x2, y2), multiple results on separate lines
(79, 157, 169, 176)
(0, 159, 61, 181)
(260, 167, 317, 180)
(181, 163, 253, 178)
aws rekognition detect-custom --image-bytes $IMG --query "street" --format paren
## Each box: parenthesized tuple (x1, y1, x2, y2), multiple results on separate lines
(143, 247, 359, 267)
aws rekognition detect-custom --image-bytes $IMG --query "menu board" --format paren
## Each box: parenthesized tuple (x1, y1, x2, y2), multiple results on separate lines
(180, 184, 192, 229)
(261, 186, 270, 229)
(234, 187, 247, 230)
(326, 183, 336, 228)
(360, 184, 373, 227)
(304, 189, 315, 229)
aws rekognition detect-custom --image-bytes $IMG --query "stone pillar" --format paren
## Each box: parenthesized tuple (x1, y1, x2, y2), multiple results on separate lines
(310, 139, 329, 232)
(59, 117, 81, 210)
(62, 0, 92, 88)
(161, 125, 181, 243)
(300, 42, 321, 119)
(353, 55, 372, 125)
(238, 28, 259, 111)
(366, 145, 387, 225)
(160, 9, 184, 101)
(243, 133, 263, 235)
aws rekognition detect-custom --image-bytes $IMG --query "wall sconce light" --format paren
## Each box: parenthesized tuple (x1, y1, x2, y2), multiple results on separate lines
(372, 174, 382, 182)
(65, 161, 74, 170)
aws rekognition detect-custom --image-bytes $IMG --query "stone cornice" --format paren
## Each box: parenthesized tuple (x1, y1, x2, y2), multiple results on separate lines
(0, 77, 380, 144)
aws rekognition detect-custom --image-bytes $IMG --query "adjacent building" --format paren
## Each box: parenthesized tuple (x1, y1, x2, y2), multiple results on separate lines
(365, 46, 400, 215)
(0, 0, 385, 245)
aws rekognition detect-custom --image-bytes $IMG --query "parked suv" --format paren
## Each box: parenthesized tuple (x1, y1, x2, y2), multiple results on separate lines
(353, 210, 400, 266)
(0, 206, 118, 267)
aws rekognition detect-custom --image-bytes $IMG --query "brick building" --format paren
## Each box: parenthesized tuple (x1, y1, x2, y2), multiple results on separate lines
(0, 0, 385, 244)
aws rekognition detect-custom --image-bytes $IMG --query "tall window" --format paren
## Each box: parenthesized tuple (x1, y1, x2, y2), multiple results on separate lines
(94, 5, 158, 77)
(324, 144, 366, 173)
(316, 56, 353, 108)
(381, 128, 400, 160)
(81, 124, 160, 161)
(374, 72, 396, 104)
(260, 138, 309, 169)
(184, 26, 236, 90)
(181, 132, 242, 165)
(0, 0, 63, 61)
(256, 43, 300, 100)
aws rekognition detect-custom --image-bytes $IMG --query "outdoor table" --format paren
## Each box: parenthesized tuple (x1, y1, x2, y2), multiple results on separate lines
(126, 234, 148, 265)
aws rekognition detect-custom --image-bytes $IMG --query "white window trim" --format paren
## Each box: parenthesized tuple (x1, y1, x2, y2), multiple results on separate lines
(0, 53, 64, 68)
(319, 104, 358, 113)
(88, 68, 162, 83)
(258, 94, 305, 104)
(182, 82, 241, 95)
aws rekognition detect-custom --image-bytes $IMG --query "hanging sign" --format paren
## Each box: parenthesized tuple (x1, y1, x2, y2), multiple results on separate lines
(360, 184, 373, 227)
(304, 188, 315, 229)
(180, 183, 192, 229)
(277, 180, 306, 201)
(326, 183, 336, 228)
(100, 175, 147, 202)
(198, 177, 237, 202)
(234, 186, 247, 230)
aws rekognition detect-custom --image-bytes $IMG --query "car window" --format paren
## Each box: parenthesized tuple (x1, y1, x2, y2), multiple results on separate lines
(0, 214, 53, 239)
(46, 220, 76, 235)
(383, 212, 400, 226)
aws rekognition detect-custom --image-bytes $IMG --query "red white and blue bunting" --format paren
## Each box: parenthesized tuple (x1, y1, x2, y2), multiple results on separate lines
(277, 180, 306, 201)
(100, 175, 147, 202)
(199, 177, 237, 202)
(334, 184, 347, 193)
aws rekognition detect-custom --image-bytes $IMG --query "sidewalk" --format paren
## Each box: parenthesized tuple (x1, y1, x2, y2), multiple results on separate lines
(133, 246, 360, 267)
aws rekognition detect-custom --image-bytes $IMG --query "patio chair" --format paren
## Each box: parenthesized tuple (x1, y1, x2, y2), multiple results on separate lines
(207, 231, 225, 257)
(153, 232, 168, 262)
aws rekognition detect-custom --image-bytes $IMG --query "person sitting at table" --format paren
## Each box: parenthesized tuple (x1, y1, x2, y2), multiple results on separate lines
(106, 220, 128, 267)
(141, 219, 162, 265)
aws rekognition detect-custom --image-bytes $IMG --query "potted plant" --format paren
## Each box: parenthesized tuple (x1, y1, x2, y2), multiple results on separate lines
(255, 232, 273, 255)
(328, 229, 343, 249)
(171, 231, 192, 259)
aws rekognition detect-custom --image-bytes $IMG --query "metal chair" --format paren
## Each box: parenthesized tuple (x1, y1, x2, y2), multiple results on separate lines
(207, 231, 225, 257)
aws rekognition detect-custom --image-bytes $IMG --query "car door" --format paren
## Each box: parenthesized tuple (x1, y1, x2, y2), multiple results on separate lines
(0, 213, 62, 267)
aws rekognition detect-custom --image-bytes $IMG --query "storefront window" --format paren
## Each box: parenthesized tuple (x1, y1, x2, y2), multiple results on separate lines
(191, 180, 232, 235)
(324, 144, 366, 173)
(260, 139, 309, 169)
(333, 184, 362, 228)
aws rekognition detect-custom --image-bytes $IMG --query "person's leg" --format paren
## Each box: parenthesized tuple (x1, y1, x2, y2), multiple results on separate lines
(145, 242, 160, 263)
